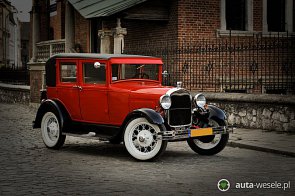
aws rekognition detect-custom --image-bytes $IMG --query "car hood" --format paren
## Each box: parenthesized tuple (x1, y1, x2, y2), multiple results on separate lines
(128, 86, 171, 110)
(110, 81, 173, 110)
(111, 81, 172, 97)
(130, 86, 171, 98)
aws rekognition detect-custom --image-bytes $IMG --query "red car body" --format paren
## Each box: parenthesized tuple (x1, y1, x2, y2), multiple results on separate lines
(33, 53, 230, 161)
(46, 54, 169, 126)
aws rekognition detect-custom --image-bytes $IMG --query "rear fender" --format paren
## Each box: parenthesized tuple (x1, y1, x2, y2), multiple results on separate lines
(33, 99, 70, 131)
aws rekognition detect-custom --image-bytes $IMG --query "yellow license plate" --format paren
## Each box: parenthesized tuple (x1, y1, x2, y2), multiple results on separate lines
(190, 128, 213, 137)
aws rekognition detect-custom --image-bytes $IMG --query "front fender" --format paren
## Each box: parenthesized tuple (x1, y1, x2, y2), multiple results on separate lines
(124, 108, 164, 126)
(208, 105, 227, 122)
(33, 99, 67, 130)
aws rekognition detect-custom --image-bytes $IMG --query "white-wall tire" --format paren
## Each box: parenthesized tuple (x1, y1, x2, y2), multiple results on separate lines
(187, 118, 229, 155)
(124, 117, 167, 161)
(41, 112, 65, 149)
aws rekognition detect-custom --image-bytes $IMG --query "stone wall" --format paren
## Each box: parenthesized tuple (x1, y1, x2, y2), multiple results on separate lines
(1, 83, 294, 132)
(0, 83, 30, 104)
(201, 92, 295, 132)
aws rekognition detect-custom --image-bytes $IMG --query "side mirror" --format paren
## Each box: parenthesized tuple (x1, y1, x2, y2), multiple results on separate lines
(162, 70, 169, 78)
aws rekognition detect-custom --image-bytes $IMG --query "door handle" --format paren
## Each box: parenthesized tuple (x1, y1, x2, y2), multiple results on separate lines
(73, 85, 83, 91)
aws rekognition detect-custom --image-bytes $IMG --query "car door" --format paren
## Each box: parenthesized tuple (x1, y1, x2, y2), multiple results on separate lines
(78, 59, 109, 123)
(56, 59, 82, 120)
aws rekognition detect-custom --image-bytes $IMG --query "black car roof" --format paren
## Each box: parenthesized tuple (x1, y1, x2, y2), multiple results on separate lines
(45, 53, 161, 87)
(48, 53, 159, 61)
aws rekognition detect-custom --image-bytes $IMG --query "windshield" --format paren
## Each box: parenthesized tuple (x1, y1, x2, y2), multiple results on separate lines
(111, 64, 160, 82)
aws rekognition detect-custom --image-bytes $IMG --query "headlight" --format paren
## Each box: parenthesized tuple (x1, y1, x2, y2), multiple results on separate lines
(160, 95, 171, 110)
(194, 93, 206, 109)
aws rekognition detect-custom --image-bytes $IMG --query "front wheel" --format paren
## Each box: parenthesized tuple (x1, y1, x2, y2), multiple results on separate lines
(124, 117, 167, 161)
(187, 118, 229, 155)
(41, 111, 66, 149)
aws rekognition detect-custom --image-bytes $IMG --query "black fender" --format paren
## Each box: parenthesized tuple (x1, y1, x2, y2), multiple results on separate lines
(110, 108, 164, 144)
(208, 105, 227, 122)
(33, 99, 70, 131)
(123, 108, 164, 126)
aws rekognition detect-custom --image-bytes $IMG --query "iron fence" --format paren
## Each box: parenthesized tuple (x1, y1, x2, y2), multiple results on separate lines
(124, 33, 295, 94)
(0, 67, 30, 85)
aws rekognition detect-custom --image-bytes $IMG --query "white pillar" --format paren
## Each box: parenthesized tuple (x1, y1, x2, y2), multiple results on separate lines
(246, 0, 253, 31)
(220, 0, 226, 30)
(112, 18, 127, 54)
(262, 0, 268, 33)
(98, 29, 112, 54)
(286, 0, 293, 33)
(14, 21, 17, 68)
(65, 0, 75, 53)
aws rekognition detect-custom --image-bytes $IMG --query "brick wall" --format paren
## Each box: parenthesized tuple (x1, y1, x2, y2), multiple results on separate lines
(50, 0, 65, 40)
(74, 11, 90, 53)
(39, 1, 49, 41)
(177, 0, 220, 41)
(29, 70, 43, 103)
(253, 0, 263, 32)
(124, 0, 178, 52)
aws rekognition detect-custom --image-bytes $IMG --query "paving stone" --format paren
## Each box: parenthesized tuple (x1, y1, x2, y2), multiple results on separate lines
(0, 103, 294, 195)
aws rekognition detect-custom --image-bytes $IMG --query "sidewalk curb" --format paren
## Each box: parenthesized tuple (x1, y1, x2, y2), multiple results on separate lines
(228, 141, 295, 158)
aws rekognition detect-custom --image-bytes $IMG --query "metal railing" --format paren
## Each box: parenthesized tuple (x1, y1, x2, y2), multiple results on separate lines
(0, 67, 30, 85)
(36, 39, 65, 62)
(124, 33, 295, 94)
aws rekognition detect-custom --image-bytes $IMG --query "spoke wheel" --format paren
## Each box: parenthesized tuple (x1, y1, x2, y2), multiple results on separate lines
(41, 112, 65, 149)
(124, 118, 167, 161)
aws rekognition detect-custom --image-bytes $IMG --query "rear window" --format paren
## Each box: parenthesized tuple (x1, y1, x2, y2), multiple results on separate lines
(60, 62, 77, 83)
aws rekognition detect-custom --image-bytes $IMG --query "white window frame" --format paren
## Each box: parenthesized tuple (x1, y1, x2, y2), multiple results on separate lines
(218, 0, 253, 36)
(263, 0, 293, 34)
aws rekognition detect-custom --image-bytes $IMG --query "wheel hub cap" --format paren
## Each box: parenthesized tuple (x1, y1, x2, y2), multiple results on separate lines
(132, 123, 157, 153)
(137, 130, 153, 147)
(47, 118, 58, 139)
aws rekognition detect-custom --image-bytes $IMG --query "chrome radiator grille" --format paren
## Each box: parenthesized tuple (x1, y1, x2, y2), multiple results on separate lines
(168, 92, 192, 127)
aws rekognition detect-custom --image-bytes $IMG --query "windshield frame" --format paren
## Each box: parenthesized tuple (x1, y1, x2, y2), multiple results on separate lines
(110, 63, 162, 84)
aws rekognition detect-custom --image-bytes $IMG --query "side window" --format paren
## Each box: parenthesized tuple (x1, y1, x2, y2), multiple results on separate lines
(60, 62, 77, 83)
(83, 62, 106, 84)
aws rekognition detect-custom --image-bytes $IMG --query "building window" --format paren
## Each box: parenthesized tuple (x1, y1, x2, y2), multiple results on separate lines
(226, 0, 246, 31)
(267, 0, 285, 32)
(220, 0, 253, 35)
(263, 0, 293, 33)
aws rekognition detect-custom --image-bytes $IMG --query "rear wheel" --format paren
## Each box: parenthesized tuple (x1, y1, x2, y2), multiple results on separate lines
(41, 111, 66, 149)
(124, 117, 167, 161)
(187, 118, 229, 155)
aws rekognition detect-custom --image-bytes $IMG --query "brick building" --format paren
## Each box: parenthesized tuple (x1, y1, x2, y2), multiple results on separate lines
(29, 0, 295, 102)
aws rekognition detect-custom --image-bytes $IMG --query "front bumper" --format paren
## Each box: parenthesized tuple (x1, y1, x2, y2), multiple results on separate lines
(158, 126, 233, 141)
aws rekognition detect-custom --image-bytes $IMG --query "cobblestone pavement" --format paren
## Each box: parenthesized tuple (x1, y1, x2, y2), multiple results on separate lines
(0, 103, 294, 195)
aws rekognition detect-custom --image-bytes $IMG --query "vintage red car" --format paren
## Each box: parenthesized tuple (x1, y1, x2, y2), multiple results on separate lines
(33, 53, 230, 161)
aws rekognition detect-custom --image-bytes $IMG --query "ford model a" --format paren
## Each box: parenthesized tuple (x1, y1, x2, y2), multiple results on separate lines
(33, 53, 230, 161)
